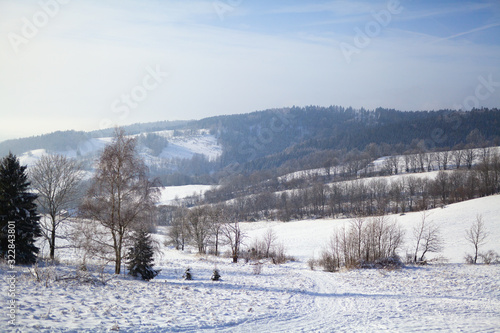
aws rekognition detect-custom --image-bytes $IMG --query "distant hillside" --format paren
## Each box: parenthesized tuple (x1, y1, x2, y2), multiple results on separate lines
(1, 107, 499, 185)
(194, 106, 500, 173)
(0, 120, 190, 157)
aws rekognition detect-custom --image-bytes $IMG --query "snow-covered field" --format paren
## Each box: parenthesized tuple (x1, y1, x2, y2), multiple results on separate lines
(242, 194, 500, 263)
(1, 195, 499, 332)
(157, 185, 216, 206)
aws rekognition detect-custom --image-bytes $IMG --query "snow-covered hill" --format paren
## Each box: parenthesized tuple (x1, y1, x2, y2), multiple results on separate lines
(17, 129, 222, 171)
(278, 146, 500, 183)
(2, 195, 499, 332)
(240, 194, 500, 264)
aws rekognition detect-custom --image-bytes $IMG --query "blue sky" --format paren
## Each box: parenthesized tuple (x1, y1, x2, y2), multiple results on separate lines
(1, 0, 499, 141)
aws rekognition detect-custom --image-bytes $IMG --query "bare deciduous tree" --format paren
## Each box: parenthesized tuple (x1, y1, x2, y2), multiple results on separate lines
(209, 205, 230, 256)
(439, 150, 450, 170)
(187, 206, 212, 254)
(168, 206, 189, 251)
(464, 145, 476, 170)
(263, 228, 278, 258)
(452, 149, 464, 169)
(79, 129, 158, 274)
(412, 212, 443, 263)
(30, 154, 82, 259)
(465, 214, 489, 264)
(223, 221, 245, 263)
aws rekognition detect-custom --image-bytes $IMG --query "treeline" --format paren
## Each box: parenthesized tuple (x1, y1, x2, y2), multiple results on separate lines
(200, 107, 500, 175)
(198, 148, 500, 222)
(166, 204, 288, 264)
(0, 130, 90, 156)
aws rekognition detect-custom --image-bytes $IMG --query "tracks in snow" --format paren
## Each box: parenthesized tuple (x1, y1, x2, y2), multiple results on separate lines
(216, 266, 342, 333)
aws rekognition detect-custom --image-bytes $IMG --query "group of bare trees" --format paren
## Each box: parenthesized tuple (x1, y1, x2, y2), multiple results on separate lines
(206, 150, 500, 223)
(381, 145, 485, 176)
(316, 211, 496, 271)
(168, 205, 246, 262)
(29, 129, 159, 275)
(24, 127, 498, 272)
(318, 216, 405, 271)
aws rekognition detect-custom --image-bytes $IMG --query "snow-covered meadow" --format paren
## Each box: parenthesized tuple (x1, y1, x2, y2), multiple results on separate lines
(3, 257, 499, 332)
(1, 194, 499, 332)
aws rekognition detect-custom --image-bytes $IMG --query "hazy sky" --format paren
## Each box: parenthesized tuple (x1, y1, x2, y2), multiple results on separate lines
(1, 0, 499, 141)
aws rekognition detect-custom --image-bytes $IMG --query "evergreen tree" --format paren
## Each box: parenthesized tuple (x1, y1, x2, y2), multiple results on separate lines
(183, 268, 192, 280)
(126, 228, 160, 281)
(0, 153, 41, 264)
(211, 268, 221, 281)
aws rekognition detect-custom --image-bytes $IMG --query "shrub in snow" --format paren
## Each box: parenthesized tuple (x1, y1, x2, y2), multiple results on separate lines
(465, 215, 489, 264)
(211, 269, 221, 281)
(464, 254, 475, 265)
(319, 250, 340, 272)
(307, 258, 316, 270)
(183, 268, 192, 280)
(365, 256, 404, 270)
(479, 250, 500, 265)
(126, 228, 160, 281)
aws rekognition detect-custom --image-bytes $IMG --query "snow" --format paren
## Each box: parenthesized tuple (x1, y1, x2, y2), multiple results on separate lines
(157, 185, 216, 205)
(242, 194, 500, 264)
(18, 149, 48, 167)
(1, 196, 499, 332)
(278, 146, 500, 182)
(17, 130, 222, 169)
(161, 132, 222, 161)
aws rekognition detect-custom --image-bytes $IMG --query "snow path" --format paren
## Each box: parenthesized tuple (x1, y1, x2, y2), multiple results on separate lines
(218, 264, 500, 333)
(2, 261, 499, 332)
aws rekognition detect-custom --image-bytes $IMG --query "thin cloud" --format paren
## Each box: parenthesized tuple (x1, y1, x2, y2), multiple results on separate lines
(433, 22, 500, 42)
(267, 1, 374, 16)
(396, 2, 493, 22)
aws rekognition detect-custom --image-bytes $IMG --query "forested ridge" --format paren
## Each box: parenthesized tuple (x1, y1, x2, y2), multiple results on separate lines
(2, 106, 499, 183)
(202, 107, 500, 174)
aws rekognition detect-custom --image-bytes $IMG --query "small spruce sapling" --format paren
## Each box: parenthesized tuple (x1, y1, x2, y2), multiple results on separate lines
(183, 268, 192, 280)
(211, 268, 221, 281)
(126, 228, 160, 281)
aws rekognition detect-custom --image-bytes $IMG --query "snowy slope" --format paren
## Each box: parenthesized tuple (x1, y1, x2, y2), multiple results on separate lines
(241, 195, 500, 263)
(157, 185, 216, 205)
(278, 146, 500, 183)
(1, 195, 499, 332)
(17, 130, 222, 169)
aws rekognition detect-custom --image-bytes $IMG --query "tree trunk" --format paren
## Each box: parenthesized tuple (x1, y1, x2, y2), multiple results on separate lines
(50, 214, 56, 259)
(115, 250, 121, 274)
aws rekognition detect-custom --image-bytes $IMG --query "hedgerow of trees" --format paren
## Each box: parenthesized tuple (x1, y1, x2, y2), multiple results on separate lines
(201, 147, 500, 222)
